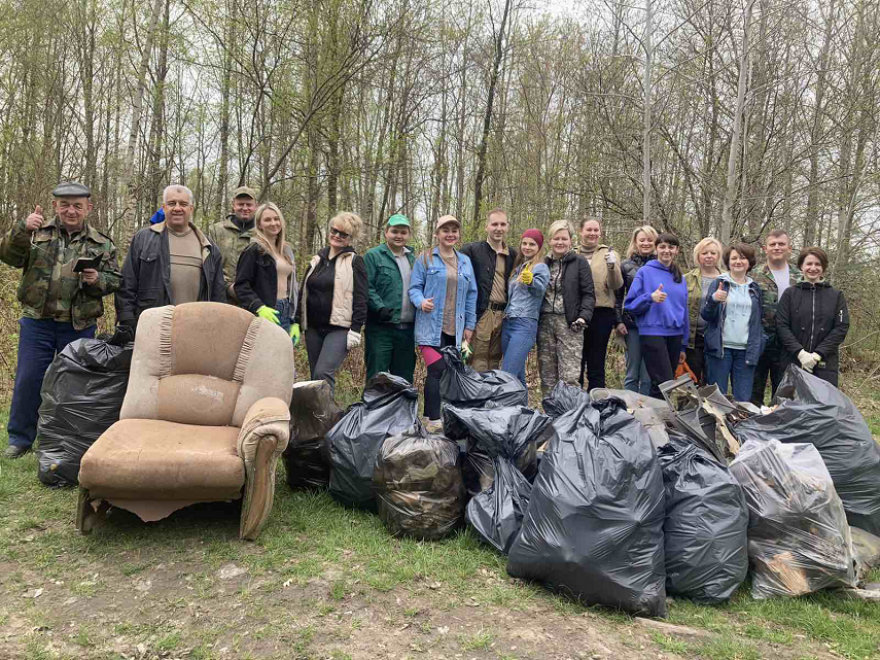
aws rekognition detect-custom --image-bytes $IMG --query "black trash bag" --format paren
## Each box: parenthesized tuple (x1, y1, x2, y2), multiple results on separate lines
(442, 405, 551, 495)
(659, 434, 749, 603)
(36, 339, 133, 487)
(325, 373, 422, 510)
(284, 380, 344, 490)
(439, 347, 528, 409)
(541, 381, 590, 418)
(729, 439, 856, 599)
(466, 459, 532, 553)
(373, 429, 465, 540)
(507, 399, 668, 617)
(734, 366, 880, 536)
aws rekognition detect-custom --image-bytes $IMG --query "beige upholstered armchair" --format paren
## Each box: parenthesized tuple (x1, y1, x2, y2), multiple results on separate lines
(77, 302, 294, 540)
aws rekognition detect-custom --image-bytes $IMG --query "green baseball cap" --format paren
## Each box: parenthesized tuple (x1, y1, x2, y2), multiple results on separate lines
(387, 214, 411, 228)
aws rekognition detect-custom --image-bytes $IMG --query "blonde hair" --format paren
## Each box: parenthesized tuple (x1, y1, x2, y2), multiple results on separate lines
(253, 203, 293, 265)
(329, 211, 363, 242)
(693, 237, 723, 266)
(546, 220, 574, 241)
(625, 225, 659, 259)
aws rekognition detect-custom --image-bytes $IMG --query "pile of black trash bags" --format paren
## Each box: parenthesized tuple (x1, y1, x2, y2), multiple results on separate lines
(286, 351, 880, 617)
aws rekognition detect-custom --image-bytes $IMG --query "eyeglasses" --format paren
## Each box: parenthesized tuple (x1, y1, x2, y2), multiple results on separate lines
(329, 227, 350, 239)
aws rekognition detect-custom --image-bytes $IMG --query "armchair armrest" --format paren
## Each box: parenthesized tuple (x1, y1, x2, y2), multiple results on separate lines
(237, 396, 291, 540)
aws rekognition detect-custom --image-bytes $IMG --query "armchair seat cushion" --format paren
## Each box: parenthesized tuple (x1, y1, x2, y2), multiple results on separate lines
(79, 419, 244, 500)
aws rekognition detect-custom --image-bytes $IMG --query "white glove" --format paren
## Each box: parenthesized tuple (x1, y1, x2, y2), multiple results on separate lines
(798, 349, 817, 372)
(347, 330, 362, 350)
(605, 250, 618, 267)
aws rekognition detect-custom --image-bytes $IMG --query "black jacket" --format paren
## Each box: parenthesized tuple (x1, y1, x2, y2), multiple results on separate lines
(116, 221, 227, 325)
(460, 240, 518, 319)
(233, 242, 298, 321)
(293, 245, 368, 332)
(776, 280, 849, 373)
(543, 251, 596, 326)
(619, 253, 655, 328)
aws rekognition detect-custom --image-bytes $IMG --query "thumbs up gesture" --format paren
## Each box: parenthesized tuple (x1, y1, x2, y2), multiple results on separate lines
(519, 264, 534, 285)
(651, 284, 667, 303)
(712, 281, 729, 303)
(25, 205, 44, 233)
(605, 249, 618, 268)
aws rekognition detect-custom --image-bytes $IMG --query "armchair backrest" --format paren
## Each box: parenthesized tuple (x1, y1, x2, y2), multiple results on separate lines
(121, 302, 294, 428)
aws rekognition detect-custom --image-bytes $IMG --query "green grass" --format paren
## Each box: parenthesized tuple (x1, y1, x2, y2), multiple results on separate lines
(4, 394, 880, 660)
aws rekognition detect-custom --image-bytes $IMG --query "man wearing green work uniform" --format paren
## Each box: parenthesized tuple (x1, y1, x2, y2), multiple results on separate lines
(207, 185, 257, 303)
(363, 214, 416, 382)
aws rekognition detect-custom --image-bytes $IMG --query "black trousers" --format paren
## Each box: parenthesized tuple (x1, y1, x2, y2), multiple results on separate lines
(685, 331, 706, 384)
(580, 307, 617, 391)
(424, 333, 456, 420)
(641, 334, 682, 400)
(750, 345, 785, 406)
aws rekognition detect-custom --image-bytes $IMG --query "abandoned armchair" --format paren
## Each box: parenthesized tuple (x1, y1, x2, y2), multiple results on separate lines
(76, 301, 294, 540)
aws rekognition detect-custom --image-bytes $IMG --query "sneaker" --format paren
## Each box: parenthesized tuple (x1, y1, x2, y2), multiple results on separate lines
(4, 445, 31, 459)
(424, 419, 444, 435)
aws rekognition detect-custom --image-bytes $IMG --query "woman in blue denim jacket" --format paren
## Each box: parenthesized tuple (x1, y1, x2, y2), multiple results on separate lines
(501, 229, 550, 385)
(409, 215, 478, 423)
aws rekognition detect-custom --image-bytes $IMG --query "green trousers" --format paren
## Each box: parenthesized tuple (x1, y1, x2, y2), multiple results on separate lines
(364, 323, 416, 384)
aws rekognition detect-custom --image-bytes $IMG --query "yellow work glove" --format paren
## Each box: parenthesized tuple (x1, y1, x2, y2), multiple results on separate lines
(519, 265, 534, 285)
(461, 340, 473, 360)
(257, 305, 281, 325)
(290, 323, 301, 346)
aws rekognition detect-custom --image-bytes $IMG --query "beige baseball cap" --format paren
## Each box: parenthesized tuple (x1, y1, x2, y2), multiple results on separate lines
(231, 186, 257, 199)
(435, 215, 460, 233)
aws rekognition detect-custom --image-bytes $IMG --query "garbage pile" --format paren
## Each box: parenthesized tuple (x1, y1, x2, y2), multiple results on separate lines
(373, 429, 465, 540)
(287, 357, 880, 617)
(36, 339, 133, 487)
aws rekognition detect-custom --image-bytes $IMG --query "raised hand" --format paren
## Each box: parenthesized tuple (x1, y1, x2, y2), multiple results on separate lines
(712, 281, 729, 303)
(651, 284, 667, 303)
(25, 205, 44, 232)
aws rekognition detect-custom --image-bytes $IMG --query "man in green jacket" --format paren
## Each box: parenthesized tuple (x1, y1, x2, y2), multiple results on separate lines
(0, 182, 120, 458)
(363, 214, 416, 382)
(207, 185, 257, 303)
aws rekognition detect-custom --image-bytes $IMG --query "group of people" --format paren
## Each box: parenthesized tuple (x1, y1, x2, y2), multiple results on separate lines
(1, 180, 851, 458)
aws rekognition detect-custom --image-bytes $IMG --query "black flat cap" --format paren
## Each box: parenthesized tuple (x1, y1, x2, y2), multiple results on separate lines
(52, 182, 91, 198)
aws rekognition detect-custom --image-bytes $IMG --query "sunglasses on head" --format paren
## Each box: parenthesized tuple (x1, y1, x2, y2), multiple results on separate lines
(329, 226, 350, 239)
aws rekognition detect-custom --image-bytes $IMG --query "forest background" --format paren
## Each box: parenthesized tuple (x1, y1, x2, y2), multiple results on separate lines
(0, 0, 879, 402)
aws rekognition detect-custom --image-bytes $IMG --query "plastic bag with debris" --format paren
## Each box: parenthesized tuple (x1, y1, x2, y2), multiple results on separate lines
(326, 374, 422, 510)
(507, 399, 668, 616)
(729, 439, 856, 599)
(283, 380, 343, 490)
(373, 429, 465, 540)
(541, 381, 590, 419)
(734, 366, 880, 536)
(36, 339, 133, 487)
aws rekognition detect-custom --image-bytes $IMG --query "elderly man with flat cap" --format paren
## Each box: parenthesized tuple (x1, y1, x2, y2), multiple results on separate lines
(0, 182, 120, 458)
(207, 185, 258, 303)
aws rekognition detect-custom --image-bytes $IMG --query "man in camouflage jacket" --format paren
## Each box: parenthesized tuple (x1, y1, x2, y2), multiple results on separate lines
(0, 182, 120, 458)
(750, 229, 801, 406)
(207, 185, 257, 303)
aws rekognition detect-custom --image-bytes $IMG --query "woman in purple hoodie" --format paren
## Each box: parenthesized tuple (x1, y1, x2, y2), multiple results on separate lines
(624, 233, 689, 399)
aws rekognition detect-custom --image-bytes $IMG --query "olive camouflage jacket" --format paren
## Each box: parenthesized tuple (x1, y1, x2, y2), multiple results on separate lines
(752, 262, 802, 346)
(0, 217, 120, 330)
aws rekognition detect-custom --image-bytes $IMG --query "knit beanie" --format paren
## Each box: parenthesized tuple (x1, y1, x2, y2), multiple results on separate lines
(521, 228, 544, 250)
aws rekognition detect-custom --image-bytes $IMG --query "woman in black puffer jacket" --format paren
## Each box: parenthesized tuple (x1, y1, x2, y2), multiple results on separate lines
(776, 247, 849, 387)
(617, 225, 658, 395)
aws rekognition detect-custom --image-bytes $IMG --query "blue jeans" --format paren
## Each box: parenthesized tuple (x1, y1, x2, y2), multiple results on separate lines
(501, 317, 538, 386)
(8, 318, 96, 448)
(707, 349, 756, 402)
(624, 327, 651, 395)
(274, 298, 291, 334)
